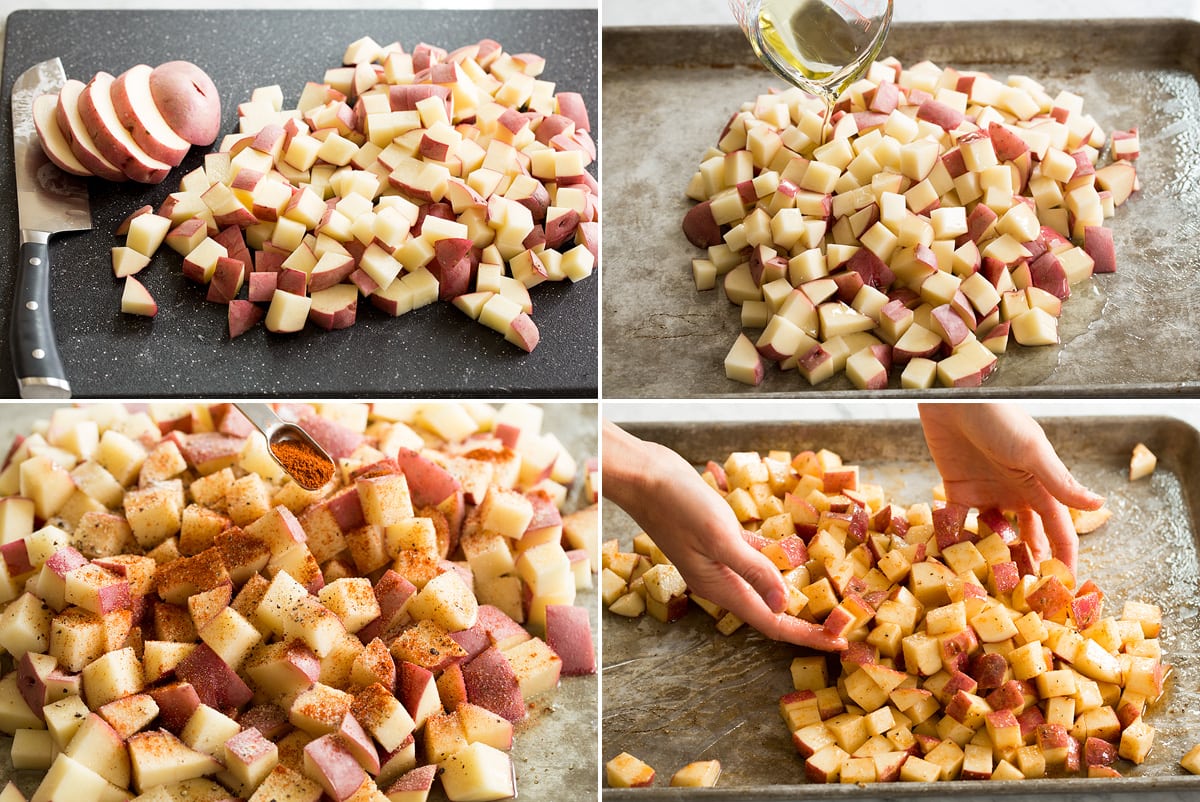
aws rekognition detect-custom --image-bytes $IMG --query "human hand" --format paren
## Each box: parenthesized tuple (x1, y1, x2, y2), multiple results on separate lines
(603, 421, 846, 651)
(918, 403, 1105, 574)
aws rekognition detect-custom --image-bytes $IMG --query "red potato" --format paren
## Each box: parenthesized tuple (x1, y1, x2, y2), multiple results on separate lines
(917, 99, 965, 130)
(462, 647, 525, 723)
(147, 682, 202, 734)
(506, 313, 540, 353)
(336, 713, 380, 775)
(32, 93, 91, 176)
(177, 432, 244, 472)
(115, 205, 154, 236)
(55, 79, 126, 181)
(308, 284, 358, 331)
(544, 604, 595, 676)
(385, 764, 436, 799)
(111, 64, 191, 166)
(682, 200, 723, 248)
(121, 276, 159, 317)
(295, 414, 364, 460)
(303, 734, 366, 802)
(149, 61, 222, 146)
(432, 256, 474, 301)
(228, 299, 265, 339)
(206, 257, 246, 304)
(247, 272, 278, 303)
(393, 449, 461, 508)
(555, 91, 590, 132)
(1083, 226, 1117, 273)
(174, 643, 254, 710)
(308, 254, 356, 293)
(77, 71, 171, 183)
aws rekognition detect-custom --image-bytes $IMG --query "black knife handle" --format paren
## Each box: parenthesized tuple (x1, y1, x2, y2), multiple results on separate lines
(11, 237, 71, 398)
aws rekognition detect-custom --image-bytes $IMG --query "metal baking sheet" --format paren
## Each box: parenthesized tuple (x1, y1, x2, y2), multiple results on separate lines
(602, 416, 1200, 800)
(0, 9, 598, 398)
(0, 401, 599, 802)
(601, 20, 1200, 398)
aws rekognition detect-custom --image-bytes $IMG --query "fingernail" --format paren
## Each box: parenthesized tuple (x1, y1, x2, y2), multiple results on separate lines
(766, 589, 787, 613)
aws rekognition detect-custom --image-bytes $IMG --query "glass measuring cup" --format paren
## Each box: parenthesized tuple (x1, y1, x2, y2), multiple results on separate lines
(729, 0, 894, 137)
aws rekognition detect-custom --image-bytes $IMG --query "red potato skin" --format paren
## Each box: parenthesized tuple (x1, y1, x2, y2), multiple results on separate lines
(111, 64, 191, 166)
(544, 604, 595, 676)
(461, 647, 525, 723)
(393, 449, 461, 508)
(228, 299, 265, 339)
(508, 313, 540, 353)
(148, 682, 202, 733)
(149, 61, 222, 146)
(386, 764, 437, 795)
(308, 257, 356, 293)
(77, 71, 171, 184)
(55, 79, 127, 181)
(304, 734, 367, 802)
(32, 94, 92, 177)
(683, 200, 723, 248)
(309, 293, 358, 331)
(174, 643, 254, 710)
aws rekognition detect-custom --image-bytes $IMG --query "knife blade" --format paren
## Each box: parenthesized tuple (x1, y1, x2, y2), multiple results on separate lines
(11, 57, 91, 398)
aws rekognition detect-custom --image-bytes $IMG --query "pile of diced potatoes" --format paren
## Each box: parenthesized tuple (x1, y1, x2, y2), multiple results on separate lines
(604, 445, 1173, 783)
(683, 58, 1139, 390)
(113, 36, 597, 348)
(0, 402, 597, 802)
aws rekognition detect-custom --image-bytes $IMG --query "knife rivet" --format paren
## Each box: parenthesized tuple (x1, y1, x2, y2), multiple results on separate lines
(31, 349, 45, 360)
(28, 257, 41, 266)
(25, 301, 38, 311)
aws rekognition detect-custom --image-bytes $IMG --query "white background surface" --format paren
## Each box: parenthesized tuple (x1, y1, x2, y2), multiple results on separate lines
(602, 0, 1199, 25)
(0, 1, 597, 65)
(606, 400, 1200, 432)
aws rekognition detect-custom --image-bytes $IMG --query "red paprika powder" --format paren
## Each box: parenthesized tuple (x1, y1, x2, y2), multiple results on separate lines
(270, 438, 334, 490)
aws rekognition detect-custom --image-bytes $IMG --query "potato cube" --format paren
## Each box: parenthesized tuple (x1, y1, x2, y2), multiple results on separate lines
(1181, 743, 1200, 775)
(440, 742, 515, 801)
(479, 486, 534, 539)
(502, 636, 562, 699)
(1119, 718, 1155, 764)
(318, 578, 381, 634)
(81, 646, 144, 708)
(123, 480, 184, 548)
(357, 474, 414, 526)
(198, 607, 262, 669)
(405, 571, 479, 632)
(607, 752, 655, 788)
(1129, 443, 1156, 480)
(670, 759, 721, 787)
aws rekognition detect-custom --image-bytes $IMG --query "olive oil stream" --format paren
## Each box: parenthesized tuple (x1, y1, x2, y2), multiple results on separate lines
(740, 0, 892, 141)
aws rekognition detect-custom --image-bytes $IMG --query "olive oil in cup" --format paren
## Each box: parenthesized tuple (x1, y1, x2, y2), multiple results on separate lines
(729, 0, 893, 140)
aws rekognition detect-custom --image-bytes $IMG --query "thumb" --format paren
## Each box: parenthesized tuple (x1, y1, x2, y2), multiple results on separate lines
(717, 533, 788, 613)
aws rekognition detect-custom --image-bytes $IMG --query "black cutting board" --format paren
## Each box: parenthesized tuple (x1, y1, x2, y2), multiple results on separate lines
(0, 9, 598, 398)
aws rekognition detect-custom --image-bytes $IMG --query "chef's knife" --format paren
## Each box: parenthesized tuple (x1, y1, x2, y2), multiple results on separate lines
(10, 57, 90, 398)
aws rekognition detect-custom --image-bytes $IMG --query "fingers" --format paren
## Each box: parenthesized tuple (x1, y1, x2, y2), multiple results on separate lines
(704, 573, 845, 651)
(771, 616, 848, 651)
(1017, 509, 1052, 568)
(1027, 437, 1106, 512)
(717, 533, 789, 613)
(1031, 497, 1079, 575)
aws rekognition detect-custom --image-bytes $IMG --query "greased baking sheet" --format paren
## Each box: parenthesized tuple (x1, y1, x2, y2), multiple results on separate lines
(0, 402, 599, 802)
(601, 20, 1200, 398)
(602, 417, 1200, 800)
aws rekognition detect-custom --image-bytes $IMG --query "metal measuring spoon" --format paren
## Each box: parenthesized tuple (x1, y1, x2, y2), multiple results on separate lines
(235, 403, 335, 490)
